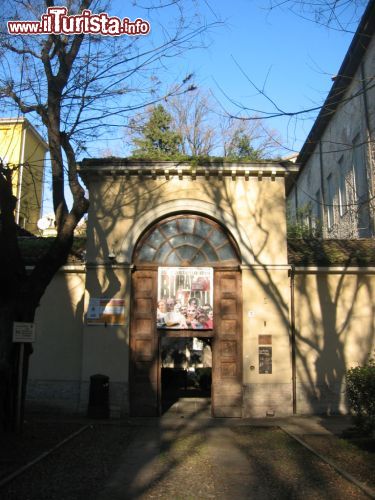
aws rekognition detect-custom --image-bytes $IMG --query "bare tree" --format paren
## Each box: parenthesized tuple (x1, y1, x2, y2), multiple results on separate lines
(220, 117, 282, 159)
(268, 0, 367, 31)
(0, 0, 217, 431)
(167, 89, 282, 158)
(126, 88, 282, 158)
(167, 90, 216, 156)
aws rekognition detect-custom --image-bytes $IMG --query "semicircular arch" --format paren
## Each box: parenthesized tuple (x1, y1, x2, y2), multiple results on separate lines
(133, 214, 239, 266)
(117, 199, 253, 265)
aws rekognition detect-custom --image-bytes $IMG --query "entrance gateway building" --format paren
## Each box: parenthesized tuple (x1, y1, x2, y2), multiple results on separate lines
(79, 158, 294, 418)
(27, 159, 375, 418)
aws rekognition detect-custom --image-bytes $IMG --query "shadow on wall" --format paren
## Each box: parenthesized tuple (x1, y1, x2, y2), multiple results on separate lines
(26, 270, 86, 414)
(104, 172, 375, 417)
(29, 168, 375, 418)
(200, 177, 374, 416)
(295, 268, 374, 415)
(121, 176, 291, 416)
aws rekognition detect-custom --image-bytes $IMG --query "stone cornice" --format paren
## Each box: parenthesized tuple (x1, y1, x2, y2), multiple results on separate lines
(78, 158, 299, 182)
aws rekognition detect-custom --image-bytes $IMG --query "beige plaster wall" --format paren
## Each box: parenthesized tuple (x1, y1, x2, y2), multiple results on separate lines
(27, 268, 86, 412)
(79, 265, 131, 415)
(31, 164, 375, 419)
(28, 262, 375, 417)
(27, 161, 375, 419)
(86, 175, 288, 267)
(294, 270, 375, 415)
(80, 266, 130, 381)
(242, 267, 293, 417)
(82, 171, 290, 416)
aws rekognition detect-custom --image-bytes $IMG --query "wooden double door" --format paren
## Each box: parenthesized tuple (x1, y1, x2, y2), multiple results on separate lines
(130, 269, 242, 417)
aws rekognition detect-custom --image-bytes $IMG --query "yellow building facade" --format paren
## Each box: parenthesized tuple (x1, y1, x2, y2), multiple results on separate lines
(0, 117, 48, 233)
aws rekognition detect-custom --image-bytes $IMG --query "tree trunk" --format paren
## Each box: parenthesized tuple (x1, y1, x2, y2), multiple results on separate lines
(0, 304, 18, 431)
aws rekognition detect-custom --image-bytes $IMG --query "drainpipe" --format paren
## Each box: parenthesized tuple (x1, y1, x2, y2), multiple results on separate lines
(289, 264, 297, 414)
(15, 123, 27, 225)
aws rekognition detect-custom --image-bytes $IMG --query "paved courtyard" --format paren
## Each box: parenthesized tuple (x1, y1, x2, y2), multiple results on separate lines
(1, 405, 373, 500)
(96, 416, 368, 500)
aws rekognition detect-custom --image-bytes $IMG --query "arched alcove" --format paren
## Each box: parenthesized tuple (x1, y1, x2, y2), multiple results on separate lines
(116, 198, 253, 265)
(133, 214, 240, 266)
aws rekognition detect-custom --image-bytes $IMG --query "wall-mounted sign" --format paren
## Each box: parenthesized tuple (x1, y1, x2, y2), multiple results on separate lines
(13, 322, 35, 343)
(157, 267, 213, 329)
(87, 298, 125, 325)
(259, 346, 272, 374)
(258, 335, 272, 345)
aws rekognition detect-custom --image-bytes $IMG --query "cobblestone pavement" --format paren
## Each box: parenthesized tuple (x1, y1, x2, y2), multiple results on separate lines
(95, 417, 369, 500)
(1, 410, 372, 500)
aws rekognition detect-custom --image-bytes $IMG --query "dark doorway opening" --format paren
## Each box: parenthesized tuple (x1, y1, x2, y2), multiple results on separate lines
(160, 336, 212, 415)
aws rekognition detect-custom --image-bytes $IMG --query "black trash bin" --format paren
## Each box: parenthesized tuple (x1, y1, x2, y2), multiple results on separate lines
(88, 374, 109, 418)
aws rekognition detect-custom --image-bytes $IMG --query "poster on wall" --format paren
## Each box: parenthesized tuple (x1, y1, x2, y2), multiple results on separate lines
(259, 347, 272, 374)
(157, 267, 213, 330)
(87, 298, 126, 325)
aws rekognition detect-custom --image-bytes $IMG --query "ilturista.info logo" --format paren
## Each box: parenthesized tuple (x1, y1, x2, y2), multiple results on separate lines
(7, 7, 151, 36)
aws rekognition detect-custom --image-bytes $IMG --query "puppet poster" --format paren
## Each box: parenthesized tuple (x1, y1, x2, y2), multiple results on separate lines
(157, 267, 213, 330)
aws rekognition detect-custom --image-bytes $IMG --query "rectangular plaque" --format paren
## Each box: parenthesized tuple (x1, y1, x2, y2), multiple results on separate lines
(87, 298, 126, 325)
(259, 346, 272, 374)
(13, 322, 35, 343)
(258, 335, 272, 345)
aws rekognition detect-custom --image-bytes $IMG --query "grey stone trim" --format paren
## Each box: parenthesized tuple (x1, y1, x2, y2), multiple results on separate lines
(26, 379, 130, 418)
(26, 380, 81, 414)
(296, 382, 347, 415)
(242, 383, 293, 418)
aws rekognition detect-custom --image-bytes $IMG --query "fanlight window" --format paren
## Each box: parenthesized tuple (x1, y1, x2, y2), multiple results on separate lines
(135, 215, 239, 266)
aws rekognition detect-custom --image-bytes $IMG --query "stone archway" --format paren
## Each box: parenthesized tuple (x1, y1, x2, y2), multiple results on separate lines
(129, 214, 243, 417)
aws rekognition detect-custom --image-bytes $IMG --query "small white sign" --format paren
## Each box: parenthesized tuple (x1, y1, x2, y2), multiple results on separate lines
(13, 322, 35, 343)
(248, 310, 256, 318)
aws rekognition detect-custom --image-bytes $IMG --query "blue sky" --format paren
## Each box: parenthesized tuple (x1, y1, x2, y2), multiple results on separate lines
(96, 0, 364, 157)
(39, 0, 366, 213)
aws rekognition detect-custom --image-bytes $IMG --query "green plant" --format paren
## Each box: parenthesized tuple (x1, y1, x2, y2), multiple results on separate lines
(346, 356, 375, 435)
(131, 105, 183, 158)
(286, 204, 322, 239)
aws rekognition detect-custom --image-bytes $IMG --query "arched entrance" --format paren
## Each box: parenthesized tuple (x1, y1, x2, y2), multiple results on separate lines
(130, 214, 243, 417)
